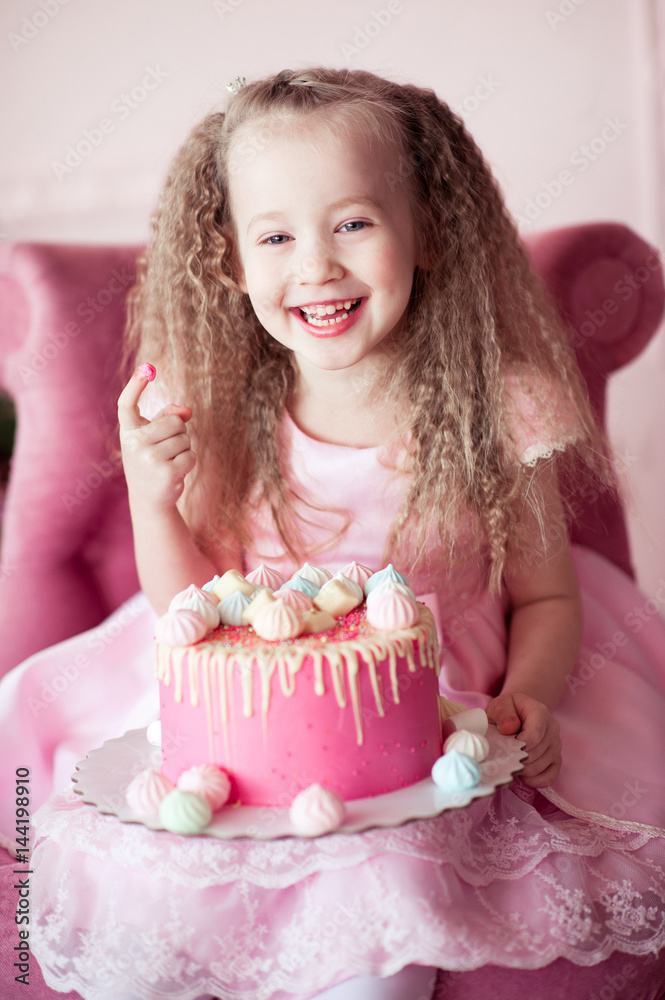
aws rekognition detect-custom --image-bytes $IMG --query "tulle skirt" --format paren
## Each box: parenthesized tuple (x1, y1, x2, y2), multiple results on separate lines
(1, 546, 664, 998)
(28, 778, 665, 999)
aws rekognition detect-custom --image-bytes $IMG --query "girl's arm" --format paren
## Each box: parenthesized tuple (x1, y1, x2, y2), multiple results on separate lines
(118, 368, 224, 614)
(486, 458, 583, 787)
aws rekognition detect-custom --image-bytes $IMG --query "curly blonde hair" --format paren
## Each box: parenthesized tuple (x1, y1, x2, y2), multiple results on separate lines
(124, 66, 612, 591)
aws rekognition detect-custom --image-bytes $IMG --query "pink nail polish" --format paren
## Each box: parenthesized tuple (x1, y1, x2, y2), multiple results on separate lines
(136, 363, 156, 381)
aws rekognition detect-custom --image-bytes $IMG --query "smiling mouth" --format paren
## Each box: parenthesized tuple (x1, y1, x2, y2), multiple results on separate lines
(298, 299, 362, 327)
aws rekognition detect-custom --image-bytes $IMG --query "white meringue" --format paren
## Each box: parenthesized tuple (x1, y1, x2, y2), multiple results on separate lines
(252, 598, 302, 641)
(444, 729, 490, 762)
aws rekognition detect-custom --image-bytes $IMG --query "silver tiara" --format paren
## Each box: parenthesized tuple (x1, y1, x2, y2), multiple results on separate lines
(226, 76, 246, 95)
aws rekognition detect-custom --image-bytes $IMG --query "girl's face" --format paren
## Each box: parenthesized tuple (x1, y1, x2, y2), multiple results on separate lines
(228, 115, 419, 377)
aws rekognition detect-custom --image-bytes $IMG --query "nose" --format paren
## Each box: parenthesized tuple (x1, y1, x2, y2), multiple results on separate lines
(290, 237, 344, 286)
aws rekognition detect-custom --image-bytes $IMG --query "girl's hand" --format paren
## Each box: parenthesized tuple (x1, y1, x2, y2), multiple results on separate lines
(118, 367, 196, 513)
(486, 692, 561, 788)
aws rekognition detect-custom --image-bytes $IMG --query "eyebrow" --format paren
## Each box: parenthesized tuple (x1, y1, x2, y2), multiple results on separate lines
(246, 196, 383, 234)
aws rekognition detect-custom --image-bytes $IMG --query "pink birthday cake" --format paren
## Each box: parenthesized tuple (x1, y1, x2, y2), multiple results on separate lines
(153, 562, 443, 822)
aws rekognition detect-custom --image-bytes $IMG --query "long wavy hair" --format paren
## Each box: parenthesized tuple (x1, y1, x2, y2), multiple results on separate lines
(124, 66, 612, 591)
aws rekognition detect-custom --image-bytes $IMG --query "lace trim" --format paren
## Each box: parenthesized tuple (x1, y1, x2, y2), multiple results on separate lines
(29, 782, 665, 997)
(519, 437, 578, 467)
(540, 785, 665, 839)
(31, 789, 658, 890)
(30, 825, 665, 998)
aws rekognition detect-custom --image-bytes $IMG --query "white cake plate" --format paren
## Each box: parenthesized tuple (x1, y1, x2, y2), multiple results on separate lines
(72, 726, 527, 840)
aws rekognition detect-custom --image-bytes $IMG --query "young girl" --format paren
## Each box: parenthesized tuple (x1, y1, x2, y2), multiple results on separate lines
(5, 66, 665, 999)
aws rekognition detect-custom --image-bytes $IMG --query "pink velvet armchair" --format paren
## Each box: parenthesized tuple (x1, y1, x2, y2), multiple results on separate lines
(0, 223, 663, 678)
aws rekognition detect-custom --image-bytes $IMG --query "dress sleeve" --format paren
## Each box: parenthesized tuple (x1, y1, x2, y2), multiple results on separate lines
(502, 366, 584, 467)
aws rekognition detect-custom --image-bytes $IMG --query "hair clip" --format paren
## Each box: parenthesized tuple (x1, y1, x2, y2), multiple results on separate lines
(226, 76, 246, 95)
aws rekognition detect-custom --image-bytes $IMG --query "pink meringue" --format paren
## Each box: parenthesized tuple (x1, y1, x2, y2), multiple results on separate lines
(125, 769, 174, 815)
(155, 609, 209, 646)
(274, 587, 314, 612)
(245, 563, 285, 590)
(338, 561, 374, 588)
(169, 584, 220, 631)
(177, 764, 231, 811)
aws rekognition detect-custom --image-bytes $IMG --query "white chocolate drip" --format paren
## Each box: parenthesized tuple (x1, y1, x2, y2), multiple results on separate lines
(156, 606, 439, 764)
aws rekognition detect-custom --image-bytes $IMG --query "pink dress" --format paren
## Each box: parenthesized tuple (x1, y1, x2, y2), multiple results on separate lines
(2, 383, 665, 999)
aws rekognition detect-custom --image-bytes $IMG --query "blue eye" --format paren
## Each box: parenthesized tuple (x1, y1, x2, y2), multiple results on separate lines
(339, 220, 367, 232)
(260, 234, 290, 246)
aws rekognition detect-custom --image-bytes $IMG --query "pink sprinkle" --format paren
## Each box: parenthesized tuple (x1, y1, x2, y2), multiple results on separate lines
(137, 362, 156, 381)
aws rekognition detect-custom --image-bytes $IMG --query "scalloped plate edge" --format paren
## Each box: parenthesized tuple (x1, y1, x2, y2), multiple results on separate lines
(72, 727, 527, 839)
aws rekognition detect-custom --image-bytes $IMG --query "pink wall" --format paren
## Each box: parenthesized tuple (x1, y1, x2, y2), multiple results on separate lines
(0, 0, 663, 596)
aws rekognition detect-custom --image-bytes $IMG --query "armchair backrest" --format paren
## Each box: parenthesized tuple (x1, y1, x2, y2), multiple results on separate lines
(0, 223, 662, 675)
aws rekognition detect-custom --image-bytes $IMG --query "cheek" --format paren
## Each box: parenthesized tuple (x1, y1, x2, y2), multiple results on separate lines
(246, 280, 281, 323)
(377, 236, 415, 281)
(241, 262, 269, 312)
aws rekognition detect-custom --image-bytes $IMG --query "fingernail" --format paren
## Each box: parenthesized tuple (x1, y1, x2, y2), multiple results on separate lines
(136, 362, 156, 381)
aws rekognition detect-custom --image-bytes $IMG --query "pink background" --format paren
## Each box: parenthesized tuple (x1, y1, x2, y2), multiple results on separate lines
(0, 0, 664, 598)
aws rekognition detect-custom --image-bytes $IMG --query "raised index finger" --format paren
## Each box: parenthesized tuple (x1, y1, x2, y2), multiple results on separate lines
(117, 363, 157, 430)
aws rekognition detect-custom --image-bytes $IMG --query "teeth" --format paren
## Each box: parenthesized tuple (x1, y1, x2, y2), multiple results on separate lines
(300, 299, 360, 325)
(307, 312, 348, 327)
